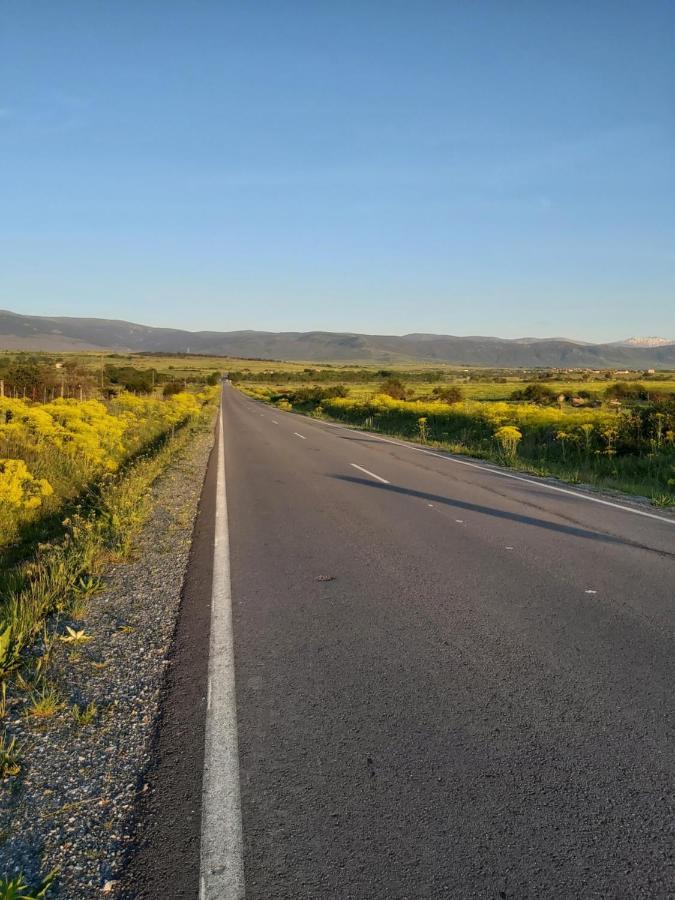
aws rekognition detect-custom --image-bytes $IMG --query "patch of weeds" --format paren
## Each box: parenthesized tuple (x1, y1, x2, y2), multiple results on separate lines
(73, 573, 103, 598)
(0, 869, 57, 898)
(59, 626, 90, 645)
(25, 684, 63, 719)
(0, 731, 21, 778)
(70, 574, 104, 619)
(71, 701, 97, 727)
(651, 492, 674, 508)
(0, 626, 20, 679)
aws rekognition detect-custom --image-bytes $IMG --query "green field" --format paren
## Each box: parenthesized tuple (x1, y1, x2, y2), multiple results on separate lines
(234, 374, 675, 402)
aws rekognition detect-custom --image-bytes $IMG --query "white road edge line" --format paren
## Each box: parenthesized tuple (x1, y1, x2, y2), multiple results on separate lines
(293, 432, 307, 439)
(200, 397, 245, 900)
(350, 462, 390, 484)
(318, 420, 674, 527)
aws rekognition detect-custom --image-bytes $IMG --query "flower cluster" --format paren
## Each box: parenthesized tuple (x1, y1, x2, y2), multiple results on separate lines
(0, 458, 53, 509)
(0, 388, 216, 548)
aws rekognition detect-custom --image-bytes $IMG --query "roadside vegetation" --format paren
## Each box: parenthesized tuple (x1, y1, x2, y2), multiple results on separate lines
(0, 378, 219, 818)
(236, 367, 675, 505)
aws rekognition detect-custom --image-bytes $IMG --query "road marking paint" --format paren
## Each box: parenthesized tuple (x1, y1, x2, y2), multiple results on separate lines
(455, 519, 464, 523)
(505, 546, 514, 550)
(200, 397, 245, 900)
(272, 420, 279, 424)
(585, 589, 598, 594)
(350, 463, 390, 484)
(428, 503, 434, 507)
(293, 432, 306, 440)
(310, 420, 675, 527)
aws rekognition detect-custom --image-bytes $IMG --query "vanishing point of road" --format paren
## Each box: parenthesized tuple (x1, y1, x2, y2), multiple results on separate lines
(125, 384, 674, 899)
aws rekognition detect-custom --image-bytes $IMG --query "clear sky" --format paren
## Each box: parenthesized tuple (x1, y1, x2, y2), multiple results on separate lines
(1, 1, 673, 341)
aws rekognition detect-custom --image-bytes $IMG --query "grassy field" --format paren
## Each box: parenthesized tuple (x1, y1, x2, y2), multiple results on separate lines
(0, 349, 315, 380)
(3, 349, 674, 399)
(286, 377, 675, 401)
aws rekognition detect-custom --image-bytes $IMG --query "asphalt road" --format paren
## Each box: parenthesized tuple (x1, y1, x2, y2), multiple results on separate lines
(129, 385, 674, 899)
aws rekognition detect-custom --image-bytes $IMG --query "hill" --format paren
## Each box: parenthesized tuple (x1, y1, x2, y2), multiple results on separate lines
(2, 309, 674, 368)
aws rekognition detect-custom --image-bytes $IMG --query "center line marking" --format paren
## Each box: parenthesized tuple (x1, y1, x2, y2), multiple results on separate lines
(293, 432, 306, 439)
(350, 463, 390, 484)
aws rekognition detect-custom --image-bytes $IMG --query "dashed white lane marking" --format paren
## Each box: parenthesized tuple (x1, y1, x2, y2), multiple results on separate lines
(505, 546, 514, 550)
(304, 419, 675, 527)
(200, 398, 245, 900)
(293, 432, 307, 440)
(350, 463, 390, 484)
(272, 420, 279, 424)
(585, 589, 598, 594)
(455, 519, 464, 523)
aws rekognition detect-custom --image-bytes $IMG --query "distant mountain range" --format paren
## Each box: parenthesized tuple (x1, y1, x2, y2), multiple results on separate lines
(1, 310, 674, 369)
(613, 336, 674, 348)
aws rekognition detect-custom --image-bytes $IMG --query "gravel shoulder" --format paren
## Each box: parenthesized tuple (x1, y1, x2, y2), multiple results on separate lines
(0, 422, 216, 897)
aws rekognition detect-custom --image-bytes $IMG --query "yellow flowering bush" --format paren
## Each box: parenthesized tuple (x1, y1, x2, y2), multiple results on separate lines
(321, 394, 617, 448)
(0, 388, 216, 550)
(0, 459, 53, 509)
(494, 425, 523, 460)
(314, 392, 675, 494)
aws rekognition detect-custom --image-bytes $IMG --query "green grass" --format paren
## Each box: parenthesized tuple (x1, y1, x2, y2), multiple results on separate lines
(233, 374, 675, 403)
(0, 870, 57, 899)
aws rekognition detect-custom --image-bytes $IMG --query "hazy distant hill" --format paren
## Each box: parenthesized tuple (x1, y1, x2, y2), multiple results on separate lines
(2, 310, 674, 368)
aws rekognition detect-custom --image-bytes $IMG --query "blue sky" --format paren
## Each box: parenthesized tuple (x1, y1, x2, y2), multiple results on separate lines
(1, 1, 673, 340)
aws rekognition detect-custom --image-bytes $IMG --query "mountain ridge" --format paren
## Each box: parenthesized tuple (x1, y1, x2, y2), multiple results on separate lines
(1, 310, 674, 368)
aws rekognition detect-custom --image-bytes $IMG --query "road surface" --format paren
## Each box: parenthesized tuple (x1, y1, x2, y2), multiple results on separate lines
(126, 385, 674, 899)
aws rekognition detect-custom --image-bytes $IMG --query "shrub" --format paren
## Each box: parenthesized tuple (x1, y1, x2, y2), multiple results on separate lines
(380, 377, 407, 400)
(431, 386, 463, 404)
(510, 384, 556, 405)
(604, 382, 647, 401)
(162, 382, 183, 398)
(494, 425, 522, 460)
(0, 389, 216, 552)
